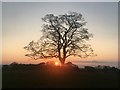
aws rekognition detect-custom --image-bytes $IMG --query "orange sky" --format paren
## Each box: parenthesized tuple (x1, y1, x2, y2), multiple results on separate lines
(2, 2, 118, 65)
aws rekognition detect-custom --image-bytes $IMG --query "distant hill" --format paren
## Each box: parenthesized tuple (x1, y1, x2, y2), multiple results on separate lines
(2, 62, 119, 88)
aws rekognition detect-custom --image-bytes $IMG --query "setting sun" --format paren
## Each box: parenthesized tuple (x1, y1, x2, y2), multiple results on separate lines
(55, 62, 59, 66)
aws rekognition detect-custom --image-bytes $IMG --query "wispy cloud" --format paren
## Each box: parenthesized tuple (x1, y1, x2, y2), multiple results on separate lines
(72, 60, 118, 63)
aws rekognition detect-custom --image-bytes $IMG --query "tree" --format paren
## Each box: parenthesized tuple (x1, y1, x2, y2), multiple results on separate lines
(24, 12, 96, 65)
(10, 62, 19, 66)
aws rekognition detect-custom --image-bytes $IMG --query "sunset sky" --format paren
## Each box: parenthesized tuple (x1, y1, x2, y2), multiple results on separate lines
(2, 2, 118, 66)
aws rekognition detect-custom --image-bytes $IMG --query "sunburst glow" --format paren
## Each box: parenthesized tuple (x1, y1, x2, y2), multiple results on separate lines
(55, 62, 59, 66)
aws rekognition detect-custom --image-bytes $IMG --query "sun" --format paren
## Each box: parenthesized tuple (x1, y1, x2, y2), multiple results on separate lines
(55, 62, 59, 66)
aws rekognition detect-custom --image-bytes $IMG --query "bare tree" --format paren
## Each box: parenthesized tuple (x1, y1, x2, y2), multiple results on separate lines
(24, 12, 96, 65)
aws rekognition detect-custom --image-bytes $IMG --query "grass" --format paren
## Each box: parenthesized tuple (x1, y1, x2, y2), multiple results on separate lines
(2, 66, 119, 88)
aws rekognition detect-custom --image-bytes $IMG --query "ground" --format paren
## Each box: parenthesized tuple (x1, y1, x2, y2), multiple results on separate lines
(2, 64, 119, 88)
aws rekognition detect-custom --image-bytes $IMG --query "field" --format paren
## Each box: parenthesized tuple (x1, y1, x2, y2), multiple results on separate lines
(2, 64, 119, 88)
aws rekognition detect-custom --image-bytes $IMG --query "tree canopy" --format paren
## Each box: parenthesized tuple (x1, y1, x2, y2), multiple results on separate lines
(24, 12, 96, 65)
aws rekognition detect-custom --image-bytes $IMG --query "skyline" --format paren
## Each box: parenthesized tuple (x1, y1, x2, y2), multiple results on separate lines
(2, 2, 118, 67)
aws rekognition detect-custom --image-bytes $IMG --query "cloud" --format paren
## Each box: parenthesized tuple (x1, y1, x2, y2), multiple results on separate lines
(72, 60, 118, 63)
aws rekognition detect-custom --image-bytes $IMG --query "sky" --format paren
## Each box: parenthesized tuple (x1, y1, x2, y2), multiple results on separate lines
(1, 0, 120, 2)
(0, 1, 2, 65)
(2, 2, 118, 66)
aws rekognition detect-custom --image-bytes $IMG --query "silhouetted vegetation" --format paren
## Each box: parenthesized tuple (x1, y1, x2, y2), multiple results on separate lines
(24, 12, 96, 65)
(2, 62, 119, 88)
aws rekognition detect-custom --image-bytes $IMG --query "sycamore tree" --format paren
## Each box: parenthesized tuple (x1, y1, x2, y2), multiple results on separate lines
(24, 12, 96, 65)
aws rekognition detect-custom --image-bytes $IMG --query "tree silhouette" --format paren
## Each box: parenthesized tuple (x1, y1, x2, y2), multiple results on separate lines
(24, 12, 96, 65)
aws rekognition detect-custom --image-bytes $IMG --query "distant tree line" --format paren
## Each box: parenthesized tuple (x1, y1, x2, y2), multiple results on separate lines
(2, 62, 119, 73)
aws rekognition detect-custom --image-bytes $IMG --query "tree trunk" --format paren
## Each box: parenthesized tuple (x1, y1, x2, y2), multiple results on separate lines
(61, 43, 66, 65)
(60, 58, 65, 66)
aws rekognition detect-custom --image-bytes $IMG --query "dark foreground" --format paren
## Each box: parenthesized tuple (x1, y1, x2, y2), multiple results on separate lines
(2, 63, 119, 88)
